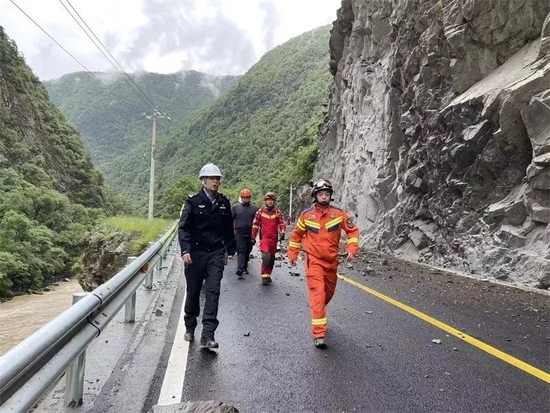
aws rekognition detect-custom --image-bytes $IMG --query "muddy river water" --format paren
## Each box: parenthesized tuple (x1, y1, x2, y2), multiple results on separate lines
(0, 279, 83, 356)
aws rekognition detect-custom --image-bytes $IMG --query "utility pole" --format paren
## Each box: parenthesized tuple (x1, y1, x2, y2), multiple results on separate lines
(144, 109, 170, 220)
(289, 183, 293, 221)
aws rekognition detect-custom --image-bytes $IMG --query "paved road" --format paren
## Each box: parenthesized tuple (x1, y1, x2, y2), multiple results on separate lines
(34, 246, 550, 413)
(168, 249, 550, 412)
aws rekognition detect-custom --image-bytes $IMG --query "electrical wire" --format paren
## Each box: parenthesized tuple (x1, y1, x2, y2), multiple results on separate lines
(58, 0, 159, 112)
(8, 0, 107, 87)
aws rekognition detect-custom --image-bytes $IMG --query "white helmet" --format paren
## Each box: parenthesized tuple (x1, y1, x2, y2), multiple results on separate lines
(199, 163, 222, 178)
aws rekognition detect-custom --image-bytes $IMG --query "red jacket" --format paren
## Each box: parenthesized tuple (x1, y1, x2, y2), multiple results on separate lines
(251, 207, 286, 254)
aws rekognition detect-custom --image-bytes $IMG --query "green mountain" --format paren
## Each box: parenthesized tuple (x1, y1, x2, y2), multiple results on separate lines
(0, 27, 116, 299)
(103, 26, 333, 216)
(45, 71, 238, 165)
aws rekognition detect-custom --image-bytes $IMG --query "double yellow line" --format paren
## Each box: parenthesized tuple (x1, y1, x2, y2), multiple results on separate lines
(338, 274, 550, 384)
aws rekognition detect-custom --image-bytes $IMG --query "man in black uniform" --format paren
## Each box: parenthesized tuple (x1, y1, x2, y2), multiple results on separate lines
(178, 163, 236, 349)
(232, 188, 258, 277)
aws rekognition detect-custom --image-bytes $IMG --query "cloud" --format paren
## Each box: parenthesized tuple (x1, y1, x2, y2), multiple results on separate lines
(2, 0, 341, 80)
(117, 0, 257, 76)
(259, 1, 280, 51)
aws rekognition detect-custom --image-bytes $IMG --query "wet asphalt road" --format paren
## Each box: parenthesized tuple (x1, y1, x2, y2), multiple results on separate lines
(176, 248, 550, 413)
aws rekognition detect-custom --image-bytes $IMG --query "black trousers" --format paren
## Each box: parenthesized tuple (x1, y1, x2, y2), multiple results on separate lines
(236, 235, 253, 271)
(184, 248, 225, 340)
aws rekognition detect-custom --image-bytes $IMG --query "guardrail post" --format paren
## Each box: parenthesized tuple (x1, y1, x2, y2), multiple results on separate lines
(144, 242, 154, 289)
(124, 257, 138, 322)
(65, 292, 89, 407)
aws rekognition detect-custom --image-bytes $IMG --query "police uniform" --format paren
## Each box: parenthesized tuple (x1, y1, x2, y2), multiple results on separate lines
(178, 188, 236, 341)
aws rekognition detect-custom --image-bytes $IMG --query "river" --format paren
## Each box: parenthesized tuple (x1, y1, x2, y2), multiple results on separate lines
(0, 279, 83, 356)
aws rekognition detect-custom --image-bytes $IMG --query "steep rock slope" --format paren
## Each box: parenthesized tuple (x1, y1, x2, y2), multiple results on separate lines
(0, 27, 112, 297)
(318, 0, 550, 287)
(0, 27, 107, 208)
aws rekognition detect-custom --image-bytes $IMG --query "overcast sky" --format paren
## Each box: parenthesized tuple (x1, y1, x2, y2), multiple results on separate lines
(1, 0, 341, 81)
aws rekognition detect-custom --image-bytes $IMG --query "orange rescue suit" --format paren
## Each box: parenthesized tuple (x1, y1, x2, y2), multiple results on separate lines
(288, 204, 359, 338)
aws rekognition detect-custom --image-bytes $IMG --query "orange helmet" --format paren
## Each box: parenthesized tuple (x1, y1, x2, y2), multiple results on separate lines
(239, 188, 252, 198)
(264, 192, 276, 201)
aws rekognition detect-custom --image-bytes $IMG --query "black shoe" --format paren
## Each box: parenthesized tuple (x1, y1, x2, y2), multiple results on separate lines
(314, 338, 326, 349)
(200, 338, 219, 349)
(183, 330, 194, 342)
(261, 278, 269, 286)
(236, 269, 243, 277)
(243, 269, 249, 275)
(267, 277, 272, 283)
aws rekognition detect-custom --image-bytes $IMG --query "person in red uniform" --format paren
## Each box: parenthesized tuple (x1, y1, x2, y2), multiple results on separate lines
(251, 192, 286, 285)
(288, 179, 359, 348)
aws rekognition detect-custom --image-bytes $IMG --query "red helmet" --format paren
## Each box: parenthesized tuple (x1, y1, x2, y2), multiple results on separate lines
(264, 192, 276, 201)
(239, 188, 252, 198)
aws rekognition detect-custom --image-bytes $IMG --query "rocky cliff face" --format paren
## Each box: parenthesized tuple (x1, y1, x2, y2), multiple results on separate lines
(318, 0, 550, 287)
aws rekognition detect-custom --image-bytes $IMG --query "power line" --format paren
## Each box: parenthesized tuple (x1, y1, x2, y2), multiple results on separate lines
(58, 0, 159, 112)
(64, 0, 157, 109)
(8, 0, 107, 87)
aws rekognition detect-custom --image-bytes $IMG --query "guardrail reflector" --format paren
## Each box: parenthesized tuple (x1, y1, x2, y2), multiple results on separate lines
(141, 263, 149, 272)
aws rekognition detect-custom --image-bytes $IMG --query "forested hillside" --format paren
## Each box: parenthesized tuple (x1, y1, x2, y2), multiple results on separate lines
(45, 71, 237, 165)
(103, 26, 332, 216)
(0, 27, 118, 299)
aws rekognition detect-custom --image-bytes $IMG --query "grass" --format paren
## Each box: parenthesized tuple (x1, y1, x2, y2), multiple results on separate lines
(104, 216, 176, 253)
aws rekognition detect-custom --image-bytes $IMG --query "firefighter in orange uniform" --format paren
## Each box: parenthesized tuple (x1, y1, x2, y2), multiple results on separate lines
(288, 179, 359, 348)
(251, 192, 287, 285)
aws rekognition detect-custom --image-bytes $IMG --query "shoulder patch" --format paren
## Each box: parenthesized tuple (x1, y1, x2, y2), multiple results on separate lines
(346, 217, 354, 228)
(188, 192, 199, 198)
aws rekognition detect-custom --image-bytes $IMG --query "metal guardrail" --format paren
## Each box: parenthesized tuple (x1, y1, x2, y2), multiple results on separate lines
(0, 222, 178, 412)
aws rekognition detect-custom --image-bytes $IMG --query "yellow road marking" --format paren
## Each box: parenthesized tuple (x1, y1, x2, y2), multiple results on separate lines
(338, 274, 550, 384)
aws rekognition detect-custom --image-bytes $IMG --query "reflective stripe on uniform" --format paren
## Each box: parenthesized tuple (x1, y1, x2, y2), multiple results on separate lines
(311, 318, 327, 326)
(347, 237, 358, 244)
(261, 213, 278, 219)
(289, 240, 302, 249)
(325, 217, 342, 231)
(304, 219, 321, 233)
(297, 219, 306, 230)
(304, 219, 321, 229)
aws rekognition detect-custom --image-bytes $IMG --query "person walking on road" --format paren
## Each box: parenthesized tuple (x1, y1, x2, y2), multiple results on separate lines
(178, 163, 236, 349)
(232, 189, 258, 277)
(251, 192, 286, 285)
(288, 179, 359, 349)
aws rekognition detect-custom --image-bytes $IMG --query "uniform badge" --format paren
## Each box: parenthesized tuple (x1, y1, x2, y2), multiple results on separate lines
(309, 214, 316, 220)
(346, 217, 354, 228)
(329, 212, 335, 218)
(198, 205, 205, 208)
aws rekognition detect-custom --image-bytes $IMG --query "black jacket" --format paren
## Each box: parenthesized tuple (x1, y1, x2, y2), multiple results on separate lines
(232, 202, 258, 237)
(178, 189, 236, 256)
